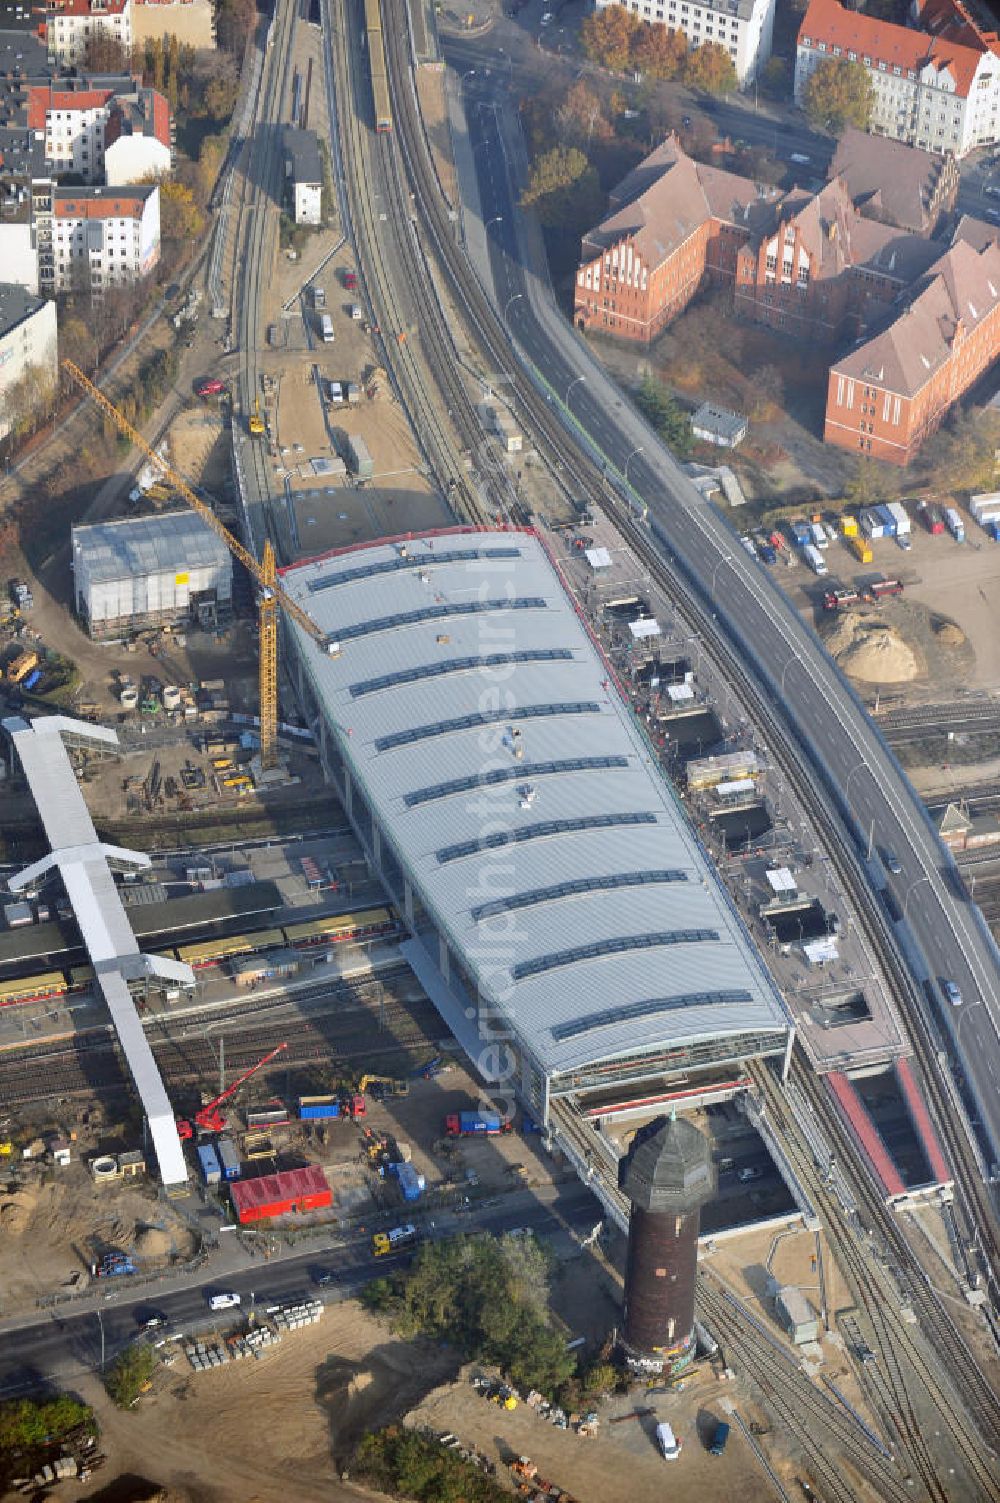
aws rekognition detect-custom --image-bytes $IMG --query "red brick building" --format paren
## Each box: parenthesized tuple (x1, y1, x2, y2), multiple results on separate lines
(824, 237, 1000, 463)
(574, 137, 937, 347)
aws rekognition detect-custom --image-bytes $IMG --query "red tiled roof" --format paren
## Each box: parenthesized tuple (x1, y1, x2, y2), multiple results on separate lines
(798, 0, 984, 97)
(54, 188, 149, 218)
(26, 84, 113, 128)
(47, 0, 129, 14)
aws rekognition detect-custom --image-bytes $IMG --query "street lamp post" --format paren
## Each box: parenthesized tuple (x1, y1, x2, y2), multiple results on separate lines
(566, 374, 586, 410)
(504, 291, 524, 324)
(711, 554, 732, 595)
(624, 445, 644, 485)
(485, 214, 503, 236)
(903, 873, 932, 921)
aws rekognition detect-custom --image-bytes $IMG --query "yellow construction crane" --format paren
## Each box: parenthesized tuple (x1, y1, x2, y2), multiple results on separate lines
(63, 359, 340, 770)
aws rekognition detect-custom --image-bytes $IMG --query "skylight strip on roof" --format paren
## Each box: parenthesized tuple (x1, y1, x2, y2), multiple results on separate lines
(374, 701, 601, 752)
(436, 811, 658, 864)
(550, 988, 754, 1042)
(336, 597, 546, 645)
(349, 648, 573, 698)
(404, 756, 629, 809)
(471, 869, 689, 922)
(511, 928, 720, 980)
(308, 547, 522, 592)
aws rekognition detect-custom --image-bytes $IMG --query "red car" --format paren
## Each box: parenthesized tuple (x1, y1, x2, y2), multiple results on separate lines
(196, 378, 226, 397)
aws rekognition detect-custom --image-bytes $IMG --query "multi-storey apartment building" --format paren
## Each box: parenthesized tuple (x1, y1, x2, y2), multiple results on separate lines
(825, 237, 1000, 463)
(594, 0, 776, 86)
(795, 0, 1000, 157)
(45, 0, 132, 66)
(46, 182, 159, 293)
(25, 77, 171, 184)
(0, 281, 57, 439)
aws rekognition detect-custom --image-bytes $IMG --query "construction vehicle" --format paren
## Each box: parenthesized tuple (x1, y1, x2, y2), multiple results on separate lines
(358, 1074, 409, 1098)
(176, 1042, 288, 1139)
(0, 1141, 13, 1156)
(63, 361, 343, 773)
(6, 649, 38, 684)
(248, 398, 265, 437)
(92, 1251, 137, 1278)
(371, 1223, 418, 1257)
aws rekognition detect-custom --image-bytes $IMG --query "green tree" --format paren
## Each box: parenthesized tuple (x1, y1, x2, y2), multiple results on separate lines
(802, 57, 874, 133)
(214, 0, 257, 54)
(844, 455, 882, 509)
(630, 21, 687, 81)
(104, 1344, 157, 1409)
(197, 132, 227, 203)
(759, 54, 790, 99)
(580, 4, 640, 70)
(683, 40, 737, 95)
(636, 375, 693, 457)
(521, 145, 603, 232)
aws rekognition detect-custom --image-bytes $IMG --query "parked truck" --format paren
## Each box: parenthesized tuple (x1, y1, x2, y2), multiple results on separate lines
(320, 313, 334, 343)
(802, 543, 828, 576)
(445, 1110, 514, 1137)
(788, 519, 812, 547)
(944, 506, 965, 542)
(298, 1093, 367, 1120)
(371, 1223, 419, 1257)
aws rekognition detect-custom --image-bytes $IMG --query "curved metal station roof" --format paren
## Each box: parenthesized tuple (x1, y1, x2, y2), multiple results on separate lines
(282, 528, 790, 1078)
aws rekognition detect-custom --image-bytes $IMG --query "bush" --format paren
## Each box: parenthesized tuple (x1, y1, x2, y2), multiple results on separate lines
(0, 1396, 96, 1490)
(355, 1427, 509, 1503)
(635, 375, 693, 458)
(104, 1344, 157, 1409)
(361, 1233, 576, 1398)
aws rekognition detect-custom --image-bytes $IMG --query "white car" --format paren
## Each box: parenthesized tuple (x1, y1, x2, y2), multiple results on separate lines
(942, 979, 962, 1007)
(208, 1291, 241, 1310)
(327, 380, 344, 405)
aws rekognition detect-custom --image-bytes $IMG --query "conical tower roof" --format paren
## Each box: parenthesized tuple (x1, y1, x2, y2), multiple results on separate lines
(618, 1112, 714, 1214)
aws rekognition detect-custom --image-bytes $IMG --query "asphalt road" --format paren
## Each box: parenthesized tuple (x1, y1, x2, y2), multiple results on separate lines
(449, 61, 1000, 1176)
(0, 1182, 603, 1398)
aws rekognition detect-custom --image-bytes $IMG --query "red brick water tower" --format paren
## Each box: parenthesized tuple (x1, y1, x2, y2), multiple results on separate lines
(618, 1112, 714, 1371)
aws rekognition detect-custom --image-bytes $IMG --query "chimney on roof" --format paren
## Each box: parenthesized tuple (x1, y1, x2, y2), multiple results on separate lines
(827, 221, 837, 241)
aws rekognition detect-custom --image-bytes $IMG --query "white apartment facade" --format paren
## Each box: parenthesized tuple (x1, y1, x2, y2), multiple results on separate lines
(594, 0, 777, 87)
(46, 0, 133, 67)
(795, 0, 1000, 157)
(0, 284, 58, 441)
(45, 183, 159, 294)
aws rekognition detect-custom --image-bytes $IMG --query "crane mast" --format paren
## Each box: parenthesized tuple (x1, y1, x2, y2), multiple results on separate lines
(61, 360, 340, 771)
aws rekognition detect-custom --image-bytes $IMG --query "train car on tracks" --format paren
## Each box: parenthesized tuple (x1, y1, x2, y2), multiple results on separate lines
(174, 928, 285, 969)
(0, 970, 69, 1008)
(364, 0, 392, 133)
(282, 905, 398, 948)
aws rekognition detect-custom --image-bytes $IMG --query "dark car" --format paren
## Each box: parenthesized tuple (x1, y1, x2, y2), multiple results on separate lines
(134, 1306, 168, 1329)
(312, 1268, 336, 1287)
(881, 848, 902, 875)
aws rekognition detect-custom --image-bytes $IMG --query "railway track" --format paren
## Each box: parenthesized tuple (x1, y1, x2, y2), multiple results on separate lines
(323, 0, 511, 528)
(698, 1281, 909, 1503)
(0, 971, 440, 1108)
(753, 1061, 1000, 1501)
(349, 15, 1000, 1493)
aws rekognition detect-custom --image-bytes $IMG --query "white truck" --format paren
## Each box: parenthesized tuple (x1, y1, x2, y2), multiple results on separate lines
(802, 543, 828, 576)
(320, 313, 334, 344)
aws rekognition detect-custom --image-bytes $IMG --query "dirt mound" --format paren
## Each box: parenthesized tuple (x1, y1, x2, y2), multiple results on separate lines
(824, 611, 921, 684)
(317, 1344, 457, 1468)
(134, 1226, 172, 1260)
(932, 617, 966, 646)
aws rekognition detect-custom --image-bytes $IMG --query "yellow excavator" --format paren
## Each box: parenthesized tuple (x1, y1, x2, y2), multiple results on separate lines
(248, 398, 265, 437)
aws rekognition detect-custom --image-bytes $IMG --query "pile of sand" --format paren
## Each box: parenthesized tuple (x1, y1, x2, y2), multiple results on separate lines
(134, 1225, 173, 1259)
(824, 612, 921, 684)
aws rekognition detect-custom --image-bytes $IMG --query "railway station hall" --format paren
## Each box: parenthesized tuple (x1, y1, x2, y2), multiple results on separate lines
(280, 526, 794, 1129)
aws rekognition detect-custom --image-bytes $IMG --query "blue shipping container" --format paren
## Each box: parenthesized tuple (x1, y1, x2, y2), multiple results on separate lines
(396, 1163, 425, 1201)
(460, 1110, 502, 1134)
(875, 504, 897, 536)
(216, 1137, 241, 1180)
(197, 1143, 221, 1184)
(23, 669, 42, 690)
(299, 1096, 342, 1120)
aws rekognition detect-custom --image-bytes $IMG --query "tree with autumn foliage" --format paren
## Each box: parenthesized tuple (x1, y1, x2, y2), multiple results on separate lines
(580, 4, 639, 70)
(683, 40, 737, 94)
(630, 22, 687, 81)
(521, 145, 604, 231)
(802, 57, 874, 133)
(554, 80, 614, 151)
(156, 179, 204, 241)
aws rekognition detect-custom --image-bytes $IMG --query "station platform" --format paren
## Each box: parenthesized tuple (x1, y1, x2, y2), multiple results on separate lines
(894, 1056, 952, 1189)
(826, 1070, 906, 1202)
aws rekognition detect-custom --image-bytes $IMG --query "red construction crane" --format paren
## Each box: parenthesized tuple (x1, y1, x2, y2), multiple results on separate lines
(176, 1042, 289, 1139)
